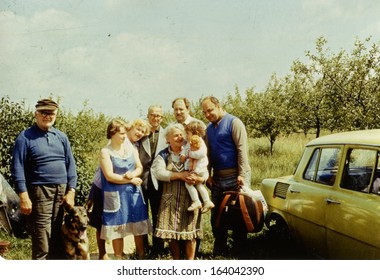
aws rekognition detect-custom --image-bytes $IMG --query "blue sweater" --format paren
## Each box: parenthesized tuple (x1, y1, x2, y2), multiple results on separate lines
(11, 124, 77, 193)
(206, 113, 238, 171)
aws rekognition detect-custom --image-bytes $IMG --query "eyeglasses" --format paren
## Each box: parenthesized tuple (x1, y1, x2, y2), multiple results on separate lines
(149, 113, 162, 119)
(38, 110, 57, 117)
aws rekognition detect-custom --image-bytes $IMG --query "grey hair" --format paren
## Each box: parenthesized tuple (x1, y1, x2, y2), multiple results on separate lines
(164, 123, 186, 143)
(148, 104, 163, 114)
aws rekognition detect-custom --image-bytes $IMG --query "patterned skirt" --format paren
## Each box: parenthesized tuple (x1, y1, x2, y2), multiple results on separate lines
(155, 180, 203, 241)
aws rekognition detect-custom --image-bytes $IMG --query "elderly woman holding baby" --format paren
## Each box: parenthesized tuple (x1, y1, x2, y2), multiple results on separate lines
(151, 123, 205, 260)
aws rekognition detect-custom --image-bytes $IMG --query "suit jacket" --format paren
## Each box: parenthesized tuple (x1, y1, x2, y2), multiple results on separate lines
(138, 126, 167, 190)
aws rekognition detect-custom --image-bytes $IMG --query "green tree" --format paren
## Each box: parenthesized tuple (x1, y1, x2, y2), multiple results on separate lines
(0, 96, 34, 181)
(331, 37, 380, 130)
(223, 85, 246, 124)
(286, 56, 328, 137)
(298, 36, 380, 134)
(245, 74, 291, 154)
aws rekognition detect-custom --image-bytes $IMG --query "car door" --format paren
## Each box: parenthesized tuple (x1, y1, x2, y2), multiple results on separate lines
(287, 146, 341, 257)
(325, 147, 380, 259)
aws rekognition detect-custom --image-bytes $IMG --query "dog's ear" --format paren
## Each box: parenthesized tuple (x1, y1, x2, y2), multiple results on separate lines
(84, 200, 93, 215)
(62, 199, 74, 212)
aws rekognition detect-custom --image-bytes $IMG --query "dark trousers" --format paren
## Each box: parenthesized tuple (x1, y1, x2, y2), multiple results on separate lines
(27, 184, 67, 260)
(142, 179, 164, 253)
(210, 175, 248, 256)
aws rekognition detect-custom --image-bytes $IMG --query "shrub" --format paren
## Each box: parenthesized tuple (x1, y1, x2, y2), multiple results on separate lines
(0, 97, 34, 182)
(0, 96, 109, 205)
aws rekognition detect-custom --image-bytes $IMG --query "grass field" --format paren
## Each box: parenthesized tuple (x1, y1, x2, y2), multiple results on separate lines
(0, 133, 315, 260)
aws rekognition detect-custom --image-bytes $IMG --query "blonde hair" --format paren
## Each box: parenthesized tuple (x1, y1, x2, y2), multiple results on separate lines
(126, 118, 151, 136)
(189, 135, 202, 150)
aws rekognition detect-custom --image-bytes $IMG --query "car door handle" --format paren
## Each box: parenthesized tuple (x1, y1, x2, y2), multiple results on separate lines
(289, 188, 300, 193)
(326, 198, 341, 204)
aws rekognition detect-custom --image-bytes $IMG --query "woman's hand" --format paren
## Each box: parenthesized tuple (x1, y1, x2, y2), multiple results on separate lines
(180, 154, 187, 163)
(124, 171, 133, 179)
(170, 171, 203, 183)
(185, 172, 202, 185)
(130, 177, 143, 186)
(171, 171, 191, 182)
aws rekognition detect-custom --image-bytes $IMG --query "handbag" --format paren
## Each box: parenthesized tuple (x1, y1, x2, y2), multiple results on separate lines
(215, 189, 265, 233)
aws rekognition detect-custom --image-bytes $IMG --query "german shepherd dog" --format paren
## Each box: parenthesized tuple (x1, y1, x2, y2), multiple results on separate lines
(61, 201, 90, 260)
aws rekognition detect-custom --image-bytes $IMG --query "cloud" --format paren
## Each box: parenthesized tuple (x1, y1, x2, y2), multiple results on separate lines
(30, 9, 78, 31)
(302, 0, 379, 20)
(0, 7, 199, 118)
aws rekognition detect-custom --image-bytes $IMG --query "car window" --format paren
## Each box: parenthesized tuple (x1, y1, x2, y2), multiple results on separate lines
(303, 147, 341, 186)
(304, 148, 319, 181)
(372, 153, 380, 195)
(341, 149, 377, 193)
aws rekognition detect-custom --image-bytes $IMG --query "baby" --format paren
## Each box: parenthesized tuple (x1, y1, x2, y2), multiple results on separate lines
(181, 121, 214, 213)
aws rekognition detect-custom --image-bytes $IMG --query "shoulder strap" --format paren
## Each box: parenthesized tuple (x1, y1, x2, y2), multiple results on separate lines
(215, 193, 232, 229)
(239, 195, 255, 232)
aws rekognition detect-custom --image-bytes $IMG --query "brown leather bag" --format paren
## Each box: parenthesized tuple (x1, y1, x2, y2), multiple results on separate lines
(215, 190, 264, 233)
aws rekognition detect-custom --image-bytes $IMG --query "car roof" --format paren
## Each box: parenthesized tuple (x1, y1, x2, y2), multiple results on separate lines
(306, 129, 380, 147)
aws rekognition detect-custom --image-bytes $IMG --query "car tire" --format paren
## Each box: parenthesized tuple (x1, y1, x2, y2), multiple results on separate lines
(267, 214, 294, 252)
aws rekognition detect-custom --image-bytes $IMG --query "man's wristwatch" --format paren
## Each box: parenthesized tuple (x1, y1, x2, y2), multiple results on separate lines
(68, 188, 75, 193)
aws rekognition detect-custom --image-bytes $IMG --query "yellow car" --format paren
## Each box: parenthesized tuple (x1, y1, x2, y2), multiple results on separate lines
(261, 129, 380, 259)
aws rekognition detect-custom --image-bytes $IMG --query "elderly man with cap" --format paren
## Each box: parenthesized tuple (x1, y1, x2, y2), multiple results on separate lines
(11, 98, 77, 260)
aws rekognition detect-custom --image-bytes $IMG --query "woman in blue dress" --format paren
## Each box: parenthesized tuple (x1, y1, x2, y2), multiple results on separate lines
(99, 119, 151, 259)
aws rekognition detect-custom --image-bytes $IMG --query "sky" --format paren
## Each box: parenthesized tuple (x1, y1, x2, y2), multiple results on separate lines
(1, 0, 380, 120)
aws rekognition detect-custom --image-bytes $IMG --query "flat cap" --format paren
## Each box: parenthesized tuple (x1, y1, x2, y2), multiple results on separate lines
(35, 98, 59, 111)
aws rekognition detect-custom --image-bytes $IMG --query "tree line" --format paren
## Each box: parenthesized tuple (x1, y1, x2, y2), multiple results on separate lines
(1, 36, 379, 204)
(204, 36, 380, 154)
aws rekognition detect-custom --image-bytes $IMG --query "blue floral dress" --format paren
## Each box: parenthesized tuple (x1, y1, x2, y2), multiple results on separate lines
(100, 146, 151, 240)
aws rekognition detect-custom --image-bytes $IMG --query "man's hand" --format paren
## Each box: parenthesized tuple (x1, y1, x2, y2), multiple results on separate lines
(63, 190, 75, 208)
(205, 176, 213, 189)
(19, 192, 32, 215)
(237, 175, 245, 188)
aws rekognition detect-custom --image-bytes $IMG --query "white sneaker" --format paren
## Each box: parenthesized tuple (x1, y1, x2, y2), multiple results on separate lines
(188, 200, 202, 211)
(201, 200, 215, 213)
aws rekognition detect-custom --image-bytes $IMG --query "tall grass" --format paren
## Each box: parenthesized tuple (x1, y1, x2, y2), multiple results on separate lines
(0, 133, 317, 260)
(250, 133, 315, 189)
